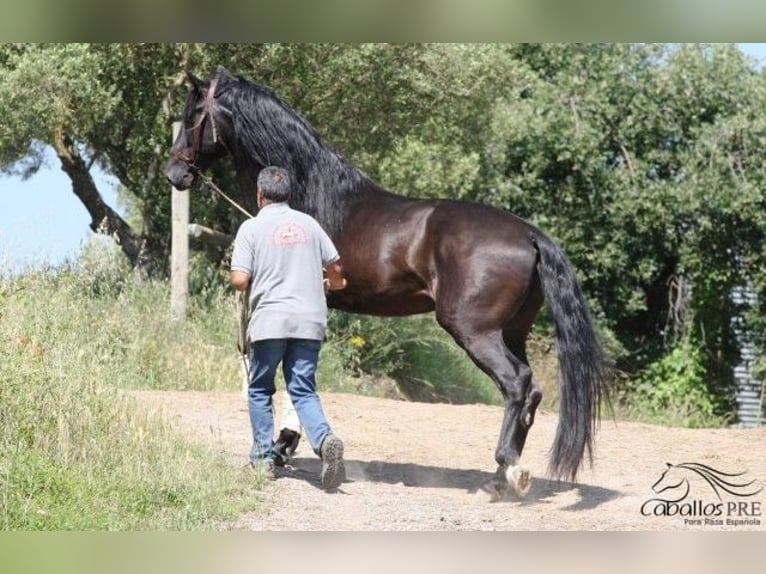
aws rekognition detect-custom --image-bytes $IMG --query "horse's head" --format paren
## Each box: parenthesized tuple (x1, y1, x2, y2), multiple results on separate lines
(166, 68, 232, 190)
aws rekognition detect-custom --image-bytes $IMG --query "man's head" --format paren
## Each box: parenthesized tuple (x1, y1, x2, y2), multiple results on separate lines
(257, 166, 291, 207)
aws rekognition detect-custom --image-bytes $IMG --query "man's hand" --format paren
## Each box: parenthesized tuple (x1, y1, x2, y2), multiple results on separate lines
(324, 260, 347, 292)
(324, 277, 348, 292)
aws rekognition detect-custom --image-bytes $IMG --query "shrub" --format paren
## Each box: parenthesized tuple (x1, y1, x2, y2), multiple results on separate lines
(621, 339, 729, 428)
(326, 312, 500, 404)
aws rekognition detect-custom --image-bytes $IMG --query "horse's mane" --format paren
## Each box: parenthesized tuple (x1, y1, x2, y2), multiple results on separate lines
(217, 70, 373, 236)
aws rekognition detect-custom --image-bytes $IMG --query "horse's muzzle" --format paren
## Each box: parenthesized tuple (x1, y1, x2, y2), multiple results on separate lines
(165, 160, 196, 191)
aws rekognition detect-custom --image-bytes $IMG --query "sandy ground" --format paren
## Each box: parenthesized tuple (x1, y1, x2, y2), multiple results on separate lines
(132, 390, 766, 531)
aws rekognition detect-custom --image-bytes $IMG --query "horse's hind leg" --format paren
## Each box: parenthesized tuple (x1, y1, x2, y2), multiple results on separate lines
(500, 334, 543, 477)
(435, 314, 535, 497)
(496, 277, 545, 488)
(493, 339, 537, 498)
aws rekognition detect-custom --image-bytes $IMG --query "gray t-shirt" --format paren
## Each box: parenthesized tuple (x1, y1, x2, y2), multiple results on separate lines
(231, 202, 340, 342)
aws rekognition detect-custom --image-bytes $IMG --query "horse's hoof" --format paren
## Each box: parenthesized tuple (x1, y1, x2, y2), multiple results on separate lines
(505, 465, 532, 497)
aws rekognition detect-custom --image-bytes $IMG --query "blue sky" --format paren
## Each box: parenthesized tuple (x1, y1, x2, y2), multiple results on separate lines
(739, 43, 766, 67)
(2, 44, 766, 273)
(0, 150, 119, 274)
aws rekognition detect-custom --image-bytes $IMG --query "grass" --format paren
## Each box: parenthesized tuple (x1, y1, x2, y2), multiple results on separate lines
(323, 312, 508, 405)
(0, 259, 266, 530)
(391, 315, 503, 405)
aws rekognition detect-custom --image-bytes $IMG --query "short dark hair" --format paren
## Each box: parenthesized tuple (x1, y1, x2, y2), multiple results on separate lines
(257, 166, 291, 202)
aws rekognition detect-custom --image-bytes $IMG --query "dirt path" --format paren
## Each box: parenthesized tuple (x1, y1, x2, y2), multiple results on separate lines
(133, 390, 766, 531)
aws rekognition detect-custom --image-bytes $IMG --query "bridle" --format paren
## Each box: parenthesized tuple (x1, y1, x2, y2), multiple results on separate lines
(169, 75, 253, 218)
(170, 76, 220, 170)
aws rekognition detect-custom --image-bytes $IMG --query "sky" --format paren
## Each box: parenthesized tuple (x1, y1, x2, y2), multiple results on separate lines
(2, 44, 766, 274)
(0, 150, 120, 274)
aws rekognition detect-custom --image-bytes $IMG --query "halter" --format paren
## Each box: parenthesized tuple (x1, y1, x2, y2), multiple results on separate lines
(171, 76, 220, 169)
(170, 75, 253, 218)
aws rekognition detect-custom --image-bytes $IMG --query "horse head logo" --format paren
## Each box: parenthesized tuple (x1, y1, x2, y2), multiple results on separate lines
(653, 462, 763, 501)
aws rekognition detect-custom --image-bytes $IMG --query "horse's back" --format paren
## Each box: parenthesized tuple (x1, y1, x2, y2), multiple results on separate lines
(329, 193, 541, 319)
(425, 199, 540, 277)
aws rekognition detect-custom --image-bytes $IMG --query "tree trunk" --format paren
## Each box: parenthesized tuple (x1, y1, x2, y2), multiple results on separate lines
(52, 128, 150, 268)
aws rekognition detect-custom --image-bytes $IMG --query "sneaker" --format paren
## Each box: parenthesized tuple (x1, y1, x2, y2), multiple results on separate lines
(247, 459, 276, 481)
(319, 434, 345, 490)
(273, 428, 301, 467)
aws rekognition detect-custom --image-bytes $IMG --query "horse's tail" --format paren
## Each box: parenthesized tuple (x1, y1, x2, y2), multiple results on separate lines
(531, 231, 609, 481)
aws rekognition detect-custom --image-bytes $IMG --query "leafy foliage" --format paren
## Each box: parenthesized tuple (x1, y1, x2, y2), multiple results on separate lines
(623, 339, 729, 428)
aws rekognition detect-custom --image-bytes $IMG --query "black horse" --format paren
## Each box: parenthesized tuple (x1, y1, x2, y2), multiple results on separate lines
(166, 66, 608, 496)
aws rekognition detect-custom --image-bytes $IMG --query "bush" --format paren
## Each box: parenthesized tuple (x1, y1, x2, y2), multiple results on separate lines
(326, 312, 500, 404)
(73, 236, 132, 298)
(326, 312, 409, 377)
(619, 339, 729, 428)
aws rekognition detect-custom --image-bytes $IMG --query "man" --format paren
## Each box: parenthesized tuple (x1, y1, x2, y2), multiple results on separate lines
(230, 166, 347, 491)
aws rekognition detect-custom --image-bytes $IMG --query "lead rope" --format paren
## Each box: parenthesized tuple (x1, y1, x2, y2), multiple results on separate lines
(199, 173, 254, 218)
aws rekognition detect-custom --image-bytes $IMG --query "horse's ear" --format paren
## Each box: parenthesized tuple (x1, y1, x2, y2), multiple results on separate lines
(186, 71, 204, 91)
(216, 65, 229, 77)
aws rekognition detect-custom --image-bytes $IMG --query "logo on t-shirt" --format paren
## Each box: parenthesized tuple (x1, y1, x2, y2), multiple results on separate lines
(272, 222, 307, 246)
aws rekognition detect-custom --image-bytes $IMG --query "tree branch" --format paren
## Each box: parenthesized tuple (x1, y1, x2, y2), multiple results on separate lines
(188, 223, 233, 249)
(619, 142, 636, 183)
(52, 127, 149, 268)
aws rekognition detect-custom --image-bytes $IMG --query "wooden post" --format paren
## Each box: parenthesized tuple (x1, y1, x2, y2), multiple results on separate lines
(170, 121, 189, 321)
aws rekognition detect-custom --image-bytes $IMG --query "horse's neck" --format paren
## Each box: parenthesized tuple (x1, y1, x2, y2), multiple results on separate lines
(230, 104, 383, 231)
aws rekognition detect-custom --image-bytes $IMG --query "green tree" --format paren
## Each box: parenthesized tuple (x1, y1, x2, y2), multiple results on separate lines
(0, 44, 183, 270)
(482, 43, 766, 402)
(0, 43, 525, 271)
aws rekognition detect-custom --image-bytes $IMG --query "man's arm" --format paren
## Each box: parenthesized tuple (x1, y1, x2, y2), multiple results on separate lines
(230, 269, 252, 292)
(324, 260, 347, 291)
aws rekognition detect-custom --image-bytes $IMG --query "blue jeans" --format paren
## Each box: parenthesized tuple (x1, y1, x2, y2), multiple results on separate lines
(247, 338, 332, 463)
